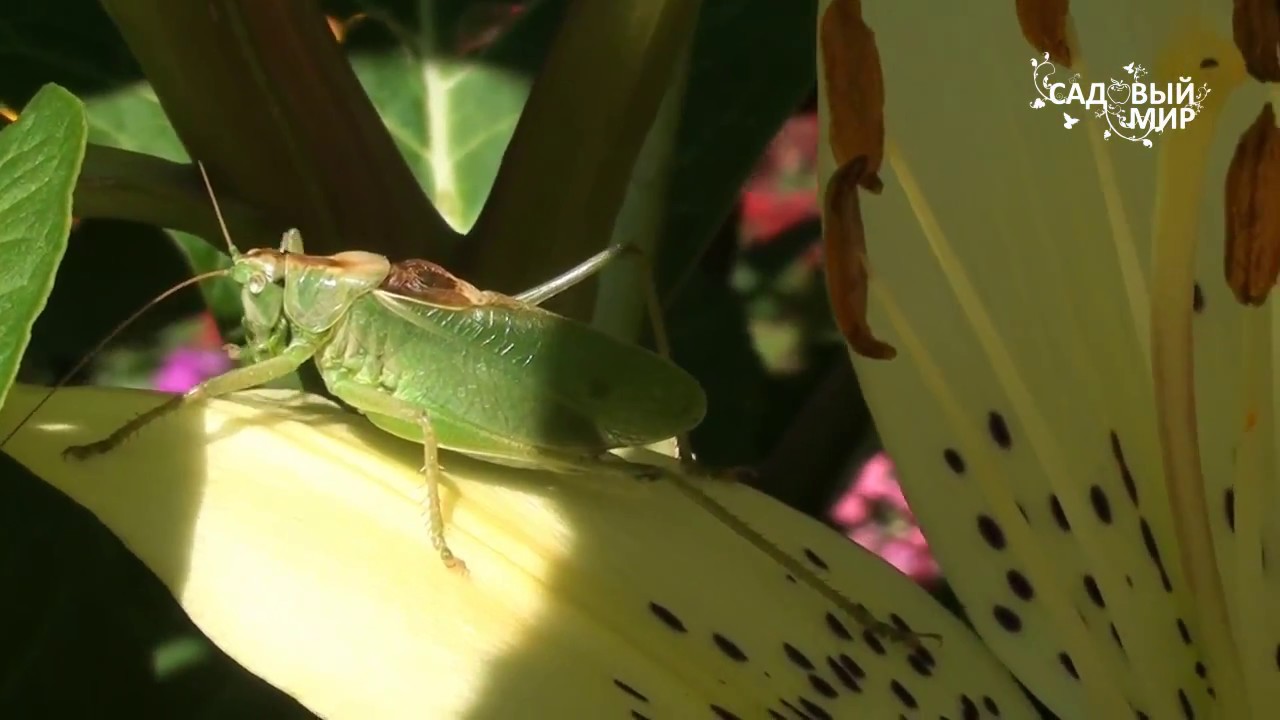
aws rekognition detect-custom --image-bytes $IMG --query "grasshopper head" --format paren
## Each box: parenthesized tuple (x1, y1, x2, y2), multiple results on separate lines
(231, 247, 288, 360)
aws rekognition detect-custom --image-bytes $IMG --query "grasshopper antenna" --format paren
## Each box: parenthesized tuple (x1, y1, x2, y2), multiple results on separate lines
(0, 161, 236, 450)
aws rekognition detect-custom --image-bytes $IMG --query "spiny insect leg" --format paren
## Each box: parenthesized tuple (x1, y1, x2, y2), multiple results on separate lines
(64, 341, 316, 461)
(326, 379, 467, 575)
(417, 411, 467, 576)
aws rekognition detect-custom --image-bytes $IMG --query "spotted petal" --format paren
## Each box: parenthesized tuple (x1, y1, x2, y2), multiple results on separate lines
(820, 0, 1275, 717)
(0, 385, 1034, 718)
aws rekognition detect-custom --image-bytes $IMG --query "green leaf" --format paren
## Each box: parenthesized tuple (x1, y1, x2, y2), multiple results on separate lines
(345, 1, 542, 234)
(659, 2, 818, 299)
(0, 84, 86, 409)
(0, 5, 236, 320)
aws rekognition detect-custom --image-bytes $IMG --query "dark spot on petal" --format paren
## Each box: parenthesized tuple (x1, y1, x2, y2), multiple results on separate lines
(1089, 485, 1113, 523)
(1193, 282, 1206, 312)
(1050, 494, 1071, 531)
(798, 696, 833, 720)
(808, 674, 838, 698)
(632, 711, 652, 720)
(978, 514, 1007, 550)
(1110, 623, 1125, 652)
(1178, 688, 1193, 719)
(649, 602, 687, 632)
(713, 633, 748, 662)
(804, 548, 829, 571)
(1196, 661, 1208, 678)
(993, 605, 1023, 632)
(784, 643, 815, 670)
(1059, 651, 1079, 679)
(862, 629, 886, 655)
(1140, 517, 1173, 592)
(1007, 569, 1034, 600)
(960, 695, 979, 720)
(890, 679, 918, 709)
(908, 651, 934, 677)
(1177, 618, 1192, 645)
(988, 411, 1012, 449)
(983, 696, 1001, 716)
(828, 655, 862, 692)
(1201, 57, 1219, 69)
(613, 679, 649, 703)
(768, 711, 787, 720)
(711, 704, 743, 720)
(1225, 487, 1236, 532)
(944, 448, 966, 474)
(779, 699, 805, 718)
(825, 612, 852, 641)
(1083, 574, 1106, 608)
(838, 653, 866, 679)
(1110, 431, 1139, 504)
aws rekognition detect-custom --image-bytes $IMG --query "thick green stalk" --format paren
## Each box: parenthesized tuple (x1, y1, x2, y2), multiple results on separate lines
(98, 0, 456, 259)
(74, 144, 278, 251)
(467, 0, 703, 318)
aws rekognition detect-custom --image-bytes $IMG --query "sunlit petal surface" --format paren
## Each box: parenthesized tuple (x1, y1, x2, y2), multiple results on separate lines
(821, 0, 1277, 717)
(1, 384, 1034, 718)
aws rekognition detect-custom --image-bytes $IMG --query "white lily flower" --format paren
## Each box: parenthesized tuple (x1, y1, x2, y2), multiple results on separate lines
(819, 0, 1278, 717)
(1, 384, 1034, 718)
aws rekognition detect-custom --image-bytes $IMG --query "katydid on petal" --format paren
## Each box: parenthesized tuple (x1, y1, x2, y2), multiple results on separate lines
(51, 163, 936, 649)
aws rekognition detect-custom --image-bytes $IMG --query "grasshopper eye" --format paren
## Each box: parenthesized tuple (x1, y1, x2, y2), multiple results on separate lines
(247, 273, 268, 295)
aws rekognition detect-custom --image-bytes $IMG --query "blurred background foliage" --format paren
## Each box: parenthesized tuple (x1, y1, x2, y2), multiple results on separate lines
(0, 1, 924, 716)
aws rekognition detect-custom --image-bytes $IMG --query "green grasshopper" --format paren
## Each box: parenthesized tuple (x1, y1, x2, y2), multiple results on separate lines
(61, 164, 935, 648)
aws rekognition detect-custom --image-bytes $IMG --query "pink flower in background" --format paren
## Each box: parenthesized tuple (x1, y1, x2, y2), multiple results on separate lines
(152, 347, 232, 393)
(831, 452, 939, 585)
(740, 114, 819, 244)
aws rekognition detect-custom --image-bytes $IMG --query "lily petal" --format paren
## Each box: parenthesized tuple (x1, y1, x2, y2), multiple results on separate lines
(820, 0, 1271, 717)
(1, 384, 1034, 718)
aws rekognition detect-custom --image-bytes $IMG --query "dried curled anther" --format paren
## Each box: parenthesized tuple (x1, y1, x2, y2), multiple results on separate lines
(823, 157, 897, 360)
(1224, 102, 1280, 306)
(820, 0, 884, 188)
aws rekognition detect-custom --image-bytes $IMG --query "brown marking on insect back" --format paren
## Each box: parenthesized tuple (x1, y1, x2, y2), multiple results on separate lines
(1233, 0, 1280, 81)
(1224, 102, 1280, 306)
(823, 157, 896, 360)
(820, 0, 884, 192)
(382, 258, 490, 307)
(1015, 0, 1073, 66)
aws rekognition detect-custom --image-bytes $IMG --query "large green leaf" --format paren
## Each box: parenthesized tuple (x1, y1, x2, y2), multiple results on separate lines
(345, 0, 552, 235)
(0, 84, 86, 409)
(0, 2, 235, 320)
(658, 1, 818, 299)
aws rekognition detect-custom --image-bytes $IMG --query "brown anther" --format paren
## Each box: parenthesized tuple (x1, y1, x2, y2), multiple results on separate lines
(1224, 102, 1280, 306)
(1232, 0, 1280, 82)
(325, 13, 368, 45)
(823, 157, 897, 360)
(1015, 0, 1073, 66)
(820, 0, 884, 191)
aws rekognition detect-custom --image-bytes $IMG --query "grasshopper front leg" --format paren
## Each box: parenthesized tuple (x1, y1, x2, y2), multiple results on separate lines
(64, 340, 320, 460)
(325, 379, 467, 575)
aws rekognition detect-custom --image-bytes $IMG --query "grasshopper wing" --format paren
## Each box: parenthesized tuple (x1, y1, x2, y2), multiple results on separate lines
(370, 287, 706, 452)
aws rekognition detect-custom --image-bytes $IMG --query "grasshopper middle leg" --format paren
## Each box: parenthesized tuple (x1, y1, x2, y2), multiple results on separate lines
(326, 379, 467, 574)
(64, 341, 318, 460)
